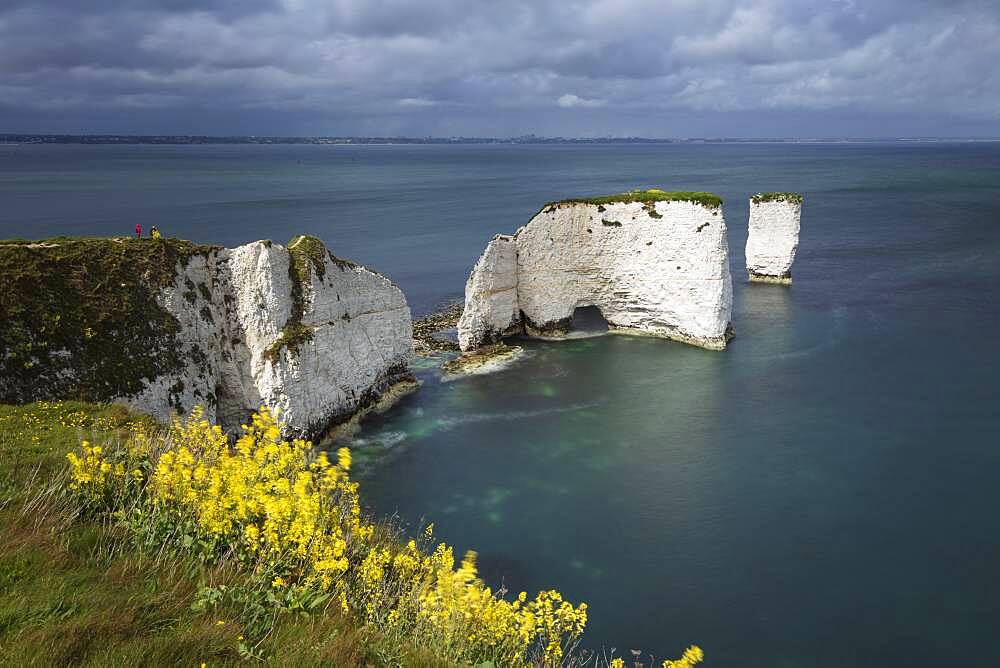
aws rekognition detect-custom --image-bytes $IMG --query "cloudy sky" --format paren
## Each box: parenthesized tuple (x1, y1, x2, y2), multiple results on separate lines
(1, 0, 998, 137)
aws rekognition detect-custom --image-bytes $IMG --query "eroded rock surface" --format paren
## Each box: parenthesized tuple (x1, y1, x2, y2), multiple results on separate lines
(456, 235, 520, 351)
(1, 236, 412, 439)
(746, 194, 802, 284)
(458, 191, 734, 351)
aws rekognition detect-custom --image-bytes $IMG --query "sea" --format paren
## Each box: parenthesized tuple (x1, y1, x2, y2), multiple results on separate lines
(2, 142, 999, 666)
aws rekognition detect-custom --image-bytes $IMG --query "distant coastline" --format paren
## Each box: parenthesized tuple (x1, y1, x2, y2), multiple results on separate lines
(2, 133, 999, 146)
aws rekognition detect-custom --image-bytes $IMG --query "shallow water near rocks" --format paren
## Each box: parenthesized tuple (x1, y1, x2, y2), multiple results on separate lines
(4, 142, 1000, 665)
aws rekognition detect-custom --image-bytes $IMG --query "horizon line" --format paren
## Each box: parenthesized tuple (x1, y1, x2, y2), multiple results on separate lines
(3, 133, 1000, 144)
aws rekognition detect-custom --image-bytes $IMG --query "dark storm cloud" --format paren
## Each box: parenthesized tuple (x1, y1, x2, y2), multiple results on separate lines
(1, 0, 998, 136)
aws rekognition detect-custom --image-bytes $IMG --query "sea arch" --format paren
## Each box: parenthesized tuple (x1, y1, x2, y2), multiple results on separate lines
(457, 190, 734, 352)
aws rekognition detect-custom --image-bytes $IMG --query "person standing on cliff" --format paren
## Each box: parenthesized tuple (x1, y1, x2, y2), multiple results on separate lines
(150, 226, 161, 239)
(135, 223, 142, 239)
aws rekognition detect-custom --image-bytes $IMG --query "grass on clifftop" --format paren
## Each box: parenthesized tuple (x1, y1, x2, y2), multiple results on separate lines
(0, 233, 361, 387)
(0, 237, 219, 405)
(548, 189, 723, 209)
(751, 192, 803, 204)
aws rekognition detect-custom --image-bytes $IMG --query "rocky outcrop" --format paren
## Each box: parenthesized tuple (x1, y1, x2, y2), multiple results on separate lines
(0, 236, 412, 438)
(441, 343, 525, 378)
(456, 235, 520, 351)
(458, 190, 734, 352)
(745, 193, 802, 284)
(412, 302, 463, 355)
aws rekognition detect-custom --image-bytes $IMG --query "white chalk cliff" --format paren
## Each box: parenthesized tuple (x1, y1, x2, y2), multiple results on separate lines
(132, 236, 413, 437)
(745, 195, 802, 283)
(458, 191, 734, 351)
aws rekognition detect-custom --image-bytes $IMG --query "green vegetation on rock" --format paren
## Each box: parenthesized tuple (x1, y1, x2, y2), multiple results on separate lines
(264, 235, 359, 362)
(0, 237, 218, 404)
(264, 236, 320, 362)
(266, 236, 319, 361)
(288, 234, 329, 284)
(751, 192, 803, 204)
(264, 322, 315, 362)
(547, 189, 723, 209)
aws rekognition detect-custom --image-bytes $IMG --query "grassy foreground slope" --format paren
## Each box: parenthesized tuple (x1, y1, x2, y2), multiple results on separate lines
(0, 402, 443, 666)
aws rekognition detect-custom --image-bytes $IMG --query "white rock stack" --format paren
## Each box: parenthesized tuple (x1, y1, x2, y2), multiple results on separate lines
(456, 235, 521, 351)
(131, 236, 413, 438)
(458, 190, 734, 352)
(745, 193, 802, 284)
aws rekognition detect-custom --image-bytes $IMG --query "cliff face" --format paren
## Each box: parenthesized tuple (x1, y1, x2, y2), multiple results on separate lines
(458, 191, 734, 351)
(745, 195, 802, 283)
(456, 235, 520, 351)
(0, 236, 412, 438)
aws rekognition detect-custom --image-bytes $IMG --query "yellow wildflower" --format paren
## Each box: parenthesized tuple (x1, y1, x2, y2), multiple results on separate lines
(663, 645, 705, 668)
(337, 447, 351, 471)
(61, 405, 605, 666)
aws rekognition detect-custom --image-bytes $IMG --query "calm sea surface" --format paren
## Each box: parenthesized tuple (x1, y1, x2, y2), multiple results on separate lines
(2, 143, 999, 666)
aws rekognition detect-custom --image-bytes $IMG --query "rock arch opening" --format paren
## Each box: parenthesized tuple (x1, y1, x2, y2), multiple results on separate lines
(569, 305, 609, 334)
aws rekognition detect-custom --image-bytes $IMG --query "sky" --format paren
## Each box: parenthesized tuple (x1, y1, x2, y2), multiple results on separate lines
(1, 0, 999, 138)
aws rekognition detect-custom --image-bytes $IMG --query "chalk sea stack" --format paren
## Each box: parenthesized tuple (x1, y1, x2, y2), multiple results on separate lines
(0, 235, 413, 439)
(458, 190, 734, 352)
(745, 193, 802, 284)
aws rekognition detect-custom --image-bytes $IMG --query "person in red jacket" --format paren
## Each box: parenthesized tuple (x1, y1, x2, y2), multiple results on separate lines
(135, 223, 142, 239)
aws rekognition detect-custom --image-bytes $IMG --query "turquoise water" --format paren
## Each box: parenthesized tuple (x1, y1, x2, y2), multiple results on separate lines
(3, 143, 1000, 665)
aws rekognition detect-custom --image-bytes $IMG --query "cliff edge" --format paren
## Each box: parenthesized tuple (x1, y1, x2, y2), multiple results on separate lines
(0, 236, 413, 438)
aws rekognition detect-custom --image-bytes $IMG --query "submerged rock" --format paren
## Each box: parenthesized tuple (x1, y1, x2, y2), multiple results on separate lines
(0, 235, 413, 439)
(441, 343, 525, 378)
(457, 190, 734, 352)
(746, 193, 803, 284)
